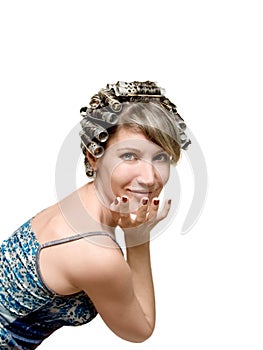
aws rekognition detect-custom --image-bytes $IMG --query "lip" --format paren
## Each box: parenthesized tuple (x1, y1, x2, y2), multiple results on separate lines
(127, 189, 153, 196)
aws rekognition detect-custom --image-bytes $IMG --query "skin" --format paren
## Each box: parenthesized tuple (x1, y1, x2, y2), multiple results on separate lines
(90, 127, 171, 220)
(31, 127, 173, 342)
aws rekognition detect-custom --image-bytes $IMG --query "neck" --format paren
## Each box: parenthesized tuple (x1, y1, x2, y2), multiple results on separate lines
(57, 182, 117, 236)
(78, 182, 117, 232)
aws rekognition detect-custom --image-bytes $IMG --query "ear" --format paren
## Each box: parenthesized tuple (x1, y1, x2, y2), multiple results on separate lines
(85, 151, 98, 170)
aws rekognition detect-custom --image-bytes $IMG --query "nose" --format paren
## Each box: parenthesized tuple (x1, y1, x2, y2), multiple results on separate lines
(136, 160, 156, 187)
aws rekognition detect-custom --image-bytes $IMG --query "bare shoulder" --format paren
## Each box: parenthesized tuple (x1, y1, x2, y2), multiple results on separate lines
(31, 203, 67, 244)
(37, 227, 125, 296)
(31, 197, 130, 299)
(67, 234, 128, 287)
(70, 236, 152, 343)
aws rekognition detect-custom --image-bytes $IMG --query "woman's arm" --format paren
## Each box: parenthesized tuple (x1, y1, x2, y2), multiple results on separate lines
(106, 196, 171, 340)
(69, 197, 170, 343)
(70, 238, 155, 343)
(126, 241, 155, 334)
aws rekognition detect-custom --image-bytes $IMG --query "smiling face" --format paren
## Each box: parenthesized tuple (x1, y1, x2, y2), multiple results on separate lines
(92, 127, 171, 211)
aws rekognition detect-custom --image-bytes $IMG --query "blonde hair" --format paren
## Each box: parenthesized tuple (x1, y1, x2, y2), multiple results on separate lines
(105, 101, 181, 164)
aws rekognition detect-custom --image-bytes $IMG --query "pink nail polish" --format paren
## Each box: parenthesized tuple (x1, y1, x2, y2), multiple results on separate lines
(114, 198, 119, 205)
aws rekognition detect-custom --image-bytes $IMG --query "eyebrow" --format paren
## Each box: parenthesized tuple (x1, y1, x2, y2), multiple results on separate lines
(116, 147, 167, 155)
(116, 147, 142, 152)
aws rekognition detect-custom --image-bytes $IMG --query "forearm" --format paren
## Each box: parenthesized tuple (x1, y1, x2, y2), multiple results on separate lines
(126, 242, 155, 331)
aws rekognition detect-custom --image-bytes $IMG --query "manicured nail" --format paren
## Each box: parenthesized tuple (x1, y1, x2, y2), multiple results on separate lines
(122, 196, 128, 203)
(142, 197, 148, 205)
(153, 199, 159, 206)
(114, 197, 119, 205)
(168, 199, 172, 205)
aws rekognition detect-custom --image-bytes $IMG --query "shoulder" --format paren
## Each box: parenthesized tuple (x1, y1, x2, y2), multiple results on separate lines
(67, 234, 128, 288)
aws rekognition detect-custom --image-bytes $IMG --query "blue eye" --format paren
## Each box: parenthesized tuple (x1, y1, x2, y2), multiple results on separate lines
(153, 153, 170, 162)
(120, 152, 138, 161)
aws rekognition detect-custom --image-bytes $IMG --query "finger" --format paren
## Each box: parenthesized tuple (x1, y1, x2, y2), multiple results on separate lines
(109, 197, 121, 222)
(156, 199, 172, 223)
(109, 196, 121, 211)
(147, 197, 160, 221)
(118, 196, 132, 227)
(119, 196, 130, 214)
(134, 197, 149, 224)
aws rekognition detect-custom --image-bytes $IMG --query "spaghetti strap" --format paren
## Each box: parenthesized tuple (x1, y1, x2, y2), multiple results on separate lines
(40, 231, 123, 255)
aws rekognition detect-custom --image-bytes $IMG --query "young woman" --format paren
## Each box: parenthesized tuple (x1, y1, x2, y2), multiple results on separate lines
(0, 81, 191, 349)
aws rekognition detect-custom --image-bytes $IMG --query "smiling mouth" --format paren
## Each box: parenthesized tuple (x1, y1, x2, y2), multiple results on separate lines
(127, 189, 153, 196)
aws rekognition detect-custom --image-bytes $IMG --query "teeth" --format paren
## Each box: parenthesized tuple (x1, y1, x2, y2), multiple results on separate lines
(128, 189, 153, 195)
(131, 190, 146, 192)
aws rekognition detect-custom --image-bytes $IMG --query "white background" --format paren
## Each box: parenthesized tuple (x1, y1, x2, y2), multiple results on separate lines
(0, 0, 262, 349)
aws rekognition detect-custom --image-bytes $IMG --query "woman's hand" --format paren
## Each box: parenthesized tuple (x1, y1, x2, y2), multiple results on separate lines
(110, 196, 172, 247)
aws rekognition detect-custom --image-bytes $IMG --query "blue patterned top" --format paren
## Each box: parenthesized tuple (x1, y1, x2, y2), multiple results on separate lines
(0, 219, 121, 349)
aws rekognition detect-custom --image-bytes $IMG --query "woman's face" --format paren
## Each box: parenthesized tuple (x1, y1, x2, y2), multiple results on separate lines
(94, 127, 171, 211)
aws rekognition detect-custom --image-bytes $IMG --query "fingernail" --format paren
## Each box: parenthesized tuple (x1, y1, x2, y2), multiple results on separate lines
(153, 199, 159, 206)
(142, 198, 148, 205)
(168, 199, 172, 205)
(114, 197, 119, 205)
(122, 196, 128, 203)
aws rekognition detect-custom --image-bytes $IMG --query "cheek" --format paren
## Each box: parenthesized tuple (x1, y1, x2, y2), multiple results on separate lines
(155, 164, 170, 186)
(110, 164, 135, 190)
